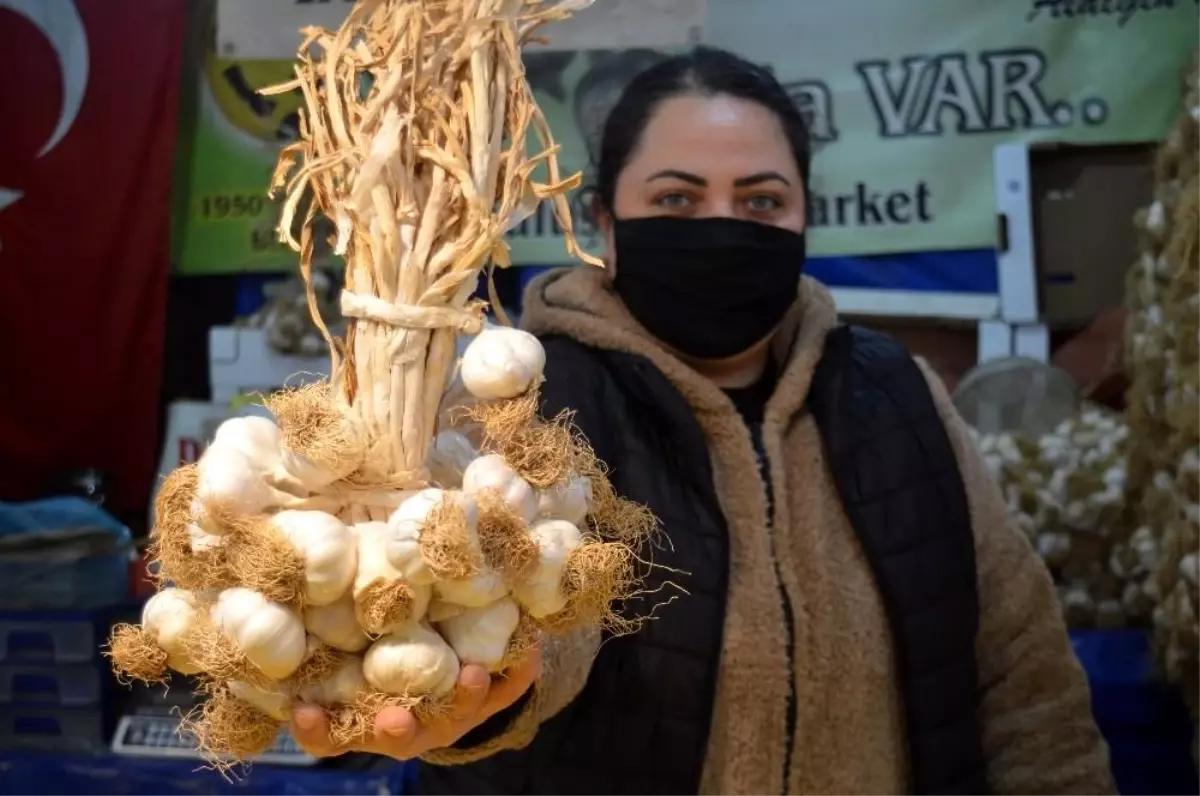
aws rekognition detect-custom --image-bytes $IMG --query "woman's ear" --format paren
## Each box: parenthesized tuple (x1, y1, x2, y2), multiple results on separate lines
(591, 195, 616, 269)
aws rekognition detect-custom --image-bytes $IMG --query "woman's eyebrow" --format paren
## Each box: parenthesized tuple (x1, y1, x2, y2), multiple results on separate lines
(733, 171, 791, 187)
(646, 169, 707, 186)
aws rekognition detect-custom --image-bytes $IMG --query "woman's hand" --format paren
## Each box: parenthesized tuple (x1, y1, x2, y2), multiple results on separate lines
(290, 647, 541, 760)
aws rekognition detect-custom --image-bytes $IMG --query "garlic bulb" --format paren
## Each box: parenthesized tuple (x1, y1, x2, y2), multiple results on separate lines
(354, 521, 432, 633)
(427, 431, 479, 489)
(271, 510, 356, 606)
(537, 474, 593, 526)
(434, 569, 509, 608)
(513, 520, 583, 618)
(211, 588, 307, 680)
(187, 523, 223, 554)
(384, 490, 442, 586)
(427, 601, 466, 623)
(212, 416, 284, 472)
(228, 679, 292, 721)
(1181, 552, 1199, 587)
(141, 588, 204, 675)
(363, 622, 460, 697)
(460, 327, 546, 400)
(304, 595, 370, 653)
(299, 656, 366, 706)
(385, 489, 482, 584)
(463, 454, 537, 524)
(436, 597, 520, 672)
(193, 444, 278, 530)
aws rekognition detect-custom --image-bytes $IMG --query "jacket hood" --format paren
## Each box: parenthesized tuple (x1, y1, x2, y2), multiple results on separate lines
(519, 265, 839, 422)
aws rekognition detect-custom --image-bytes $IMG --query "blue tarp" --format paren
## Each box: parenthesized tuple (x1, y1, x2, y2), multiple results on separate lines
(512, 247, 999, 300)
(805, 248, 998, 294)
(0, 753, 409, 796)
(0, 632, 1193, 794)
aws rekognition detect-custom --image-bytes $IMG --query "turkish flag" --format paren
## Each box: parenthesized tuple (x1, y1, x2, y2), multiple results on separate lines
(0, 0, 186, 519)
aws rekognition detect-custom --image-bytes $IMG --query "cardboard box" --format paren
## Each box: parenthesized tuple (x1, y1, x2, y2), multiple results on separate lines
(994, 142, 1158, 328)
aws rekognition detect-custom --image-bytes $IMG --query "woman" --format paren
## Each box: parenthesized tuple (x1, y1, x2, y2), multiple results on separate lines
(293, 47, 1114, 795)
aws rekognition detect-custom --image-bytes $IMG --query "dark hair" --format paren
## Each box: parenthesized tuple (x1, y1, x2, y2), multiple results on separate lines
(594, 46, 812, 212)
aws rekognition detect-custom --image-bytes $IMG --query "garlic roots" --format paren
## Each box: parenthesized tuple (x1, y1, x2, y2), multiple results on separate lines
(463, 454, 538, 524)
(141, 588, 205, 675)
(299, 657, 366, 706)
(354, 521, 431, 634)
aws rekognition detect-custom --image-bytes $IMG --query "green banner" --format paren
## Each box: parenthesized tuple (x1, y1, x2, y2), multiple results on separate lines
(174, 0, 1199, 274)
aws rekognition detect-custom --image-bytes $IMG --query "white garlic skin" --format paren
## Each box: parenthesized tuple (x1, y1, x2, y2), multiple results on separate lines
(141, 588, 204, 675)
(537, 474, 594, 527)
(385, 490, 481, 585)
(427, 431, 479, 489)
(304, 595, 370, 653)
(462, 455, 538, 525)
(272, 510, 357, 606)
(460, 327, 546, 400)
(437, 597, 521, 672)
(212, 416, 284, 470)
(299, 657, 366, 706)
(353, 522, 433, 631)
(211, 588, 307, 680)
(363, 623, 460, 697)
(434, 569, 510, 609)
(228, 680, 292, 722)
(187, 523, 223, 553)
(194, 445, 277, 529)
(513, 520, 583, 618)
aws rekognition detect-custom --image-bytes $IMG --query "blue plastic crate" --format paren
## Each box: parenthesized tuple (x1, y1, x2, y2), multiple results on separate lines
(0, 706, 107, 754)
(0, 663, 103, 707)
(1072, 629, 1199, 796)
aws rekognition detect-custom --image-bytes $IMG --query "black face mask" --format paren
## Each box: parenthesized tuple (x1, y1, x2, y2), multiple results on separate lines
(611, 215, 807, 360)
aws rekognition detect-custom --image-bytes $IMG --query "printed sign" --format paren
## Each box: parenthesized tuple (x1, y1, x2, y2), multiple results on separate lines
(215, 0, 707, 58)
(176, 0, 1198, 273)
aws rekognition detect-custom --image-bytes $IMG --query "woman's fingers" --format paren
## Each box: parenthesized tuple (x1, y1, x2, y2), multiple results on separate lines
(289, 649, 543, 761)
(447, 665, 492, 722)
(409, 665, 493, 752)
(369, 705, 420, 758)
(481, 646, 542, 717)
(291, 704, 340, 758)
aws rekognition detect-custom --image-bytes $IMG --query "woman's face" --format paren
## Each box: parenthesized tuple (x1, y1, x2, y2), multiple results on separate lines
(599, 93, 807, 260)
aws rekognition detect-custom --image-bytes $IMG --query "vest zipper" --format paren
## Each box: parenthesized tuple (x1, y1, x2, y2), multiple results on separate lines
(758, 431, 796, 795)
(747, 416, 796, 795)
(771, 556, 797, 794)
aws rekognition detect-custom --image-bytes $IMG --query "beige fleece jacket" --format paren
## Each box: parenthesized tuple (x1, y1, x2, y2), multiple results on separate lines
(425, 266, 1115, 795)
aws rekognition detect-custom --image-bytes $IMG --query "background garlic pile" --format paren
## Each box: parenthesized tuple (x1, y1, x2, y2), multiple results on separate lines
(107, 327, 653, 766)
(241, 270, 346, 357)
(1125, 54, 1199, 718)
(974, 406, 1134, 628)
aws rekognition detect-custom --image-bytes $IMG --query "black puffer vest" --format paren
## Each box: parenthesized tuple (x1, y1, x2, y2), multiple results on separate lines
(417, 326, 986, 795)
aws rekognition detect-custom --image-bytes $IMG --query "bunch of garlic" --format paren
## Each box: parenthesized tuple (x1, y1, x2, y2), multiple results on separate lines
(1124, 54, 1200, 721)
(108, 326, 644, 766)
(975, 406, 1135, 628)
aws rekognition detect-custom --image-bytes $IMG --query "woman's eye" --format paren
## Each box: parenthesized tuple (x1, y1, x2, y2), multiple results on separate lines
(654, 192, 691, 209)
(746, 194, 782, 213)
